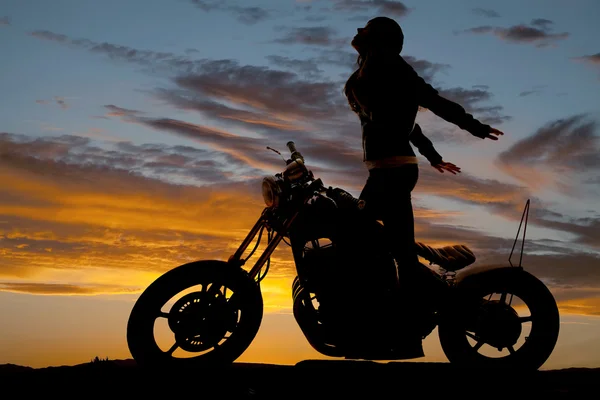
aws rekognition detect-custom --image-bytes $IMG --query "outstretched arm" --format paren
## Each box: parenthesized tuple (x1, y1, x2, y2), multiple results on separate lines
(409, 124, 443, 165)
(400, 57, 504, 140)
(420, 93, 503, 140)
(410, 124, 461, 174)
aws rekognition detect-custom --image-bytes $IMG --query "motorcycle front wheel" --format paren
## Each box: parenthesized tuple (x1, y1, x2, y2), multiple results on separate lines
(438, 267, 559, 371)
(127, 260, 263, 368)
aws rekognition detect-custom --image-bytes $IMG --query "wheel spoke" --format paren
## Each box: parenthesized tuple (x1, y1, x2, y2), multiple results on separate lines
(500, 292, 508, 304)
(158, 311, 170, 319)
(207, 283, 222, 297)
(466, 331, 485, 351)
(166, 342, 179, 356)
(507, 345, 516, 355)
(519, 315, 533, 323)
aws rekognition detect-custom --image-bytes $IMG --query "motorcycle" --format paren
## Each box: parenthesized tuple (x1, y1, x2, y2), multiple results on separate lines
(127, 141, 560, 370)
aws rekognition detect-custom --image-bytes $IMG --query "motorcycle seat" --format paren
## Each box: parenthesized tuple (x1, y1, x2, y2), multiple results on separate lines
(415, 242, 476, 272)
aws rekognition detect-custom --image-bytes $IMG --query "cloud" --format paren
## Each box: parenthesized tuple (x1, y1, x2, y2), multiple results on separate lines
(29, 30, 510, 195)
(234, 6, 270, 25)
(403, 56, 451, 83)
(456, 18, 569, 48)
(29, 30, 193, 71)
(266, 55, 324, 79)
(35, 96, 69, 110)
(0, 131, 245, 186)
(557, 295, 600, 316)
(0, 16, 10, 25)
(531, 18, 554, 29)
(17, 13, 600, 312)
(519, 85, 546, 97)
(54, 97, 68, 109)
(189, 0, 220, 11)
(2, 128, 600, 304)
(189, 1, 271, 25)
(273, 26, 344, 47)
(170, 60, 347, 121)
(573, 53, 600, 65)
(435, 86, 511, 125)
(137, 117, 365, 177)
(0, 282, 140, 295)
(0, 132, 272, 276)
(29, 29, 507, 175)
(518, 90, 539, 97)
(90, 104, 144, 120)
(104, 104, 144, 118)
(29, 32, 594, 249)
(152, 87, 312, 135)
(572, 53, 600, 79)
(0, 130, 300, 303)
(413, 159, 600, 252)
(332, 0, 412, 17)
(29, 29, 507, 130)
(472, 8, 500, 18)
(30, 30, 69, 42)
(495, 114, 599, 193)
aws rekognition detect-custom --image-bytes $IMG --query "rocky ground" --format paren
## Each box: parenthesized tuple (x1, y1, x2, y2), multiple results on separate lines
(1, 359, 598, 398)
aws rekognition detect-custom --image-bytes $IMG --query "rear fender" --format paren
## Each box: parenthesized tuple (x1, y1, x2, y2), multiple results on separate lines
(447, 264, 525, 315)
(454, 264, 523, 287)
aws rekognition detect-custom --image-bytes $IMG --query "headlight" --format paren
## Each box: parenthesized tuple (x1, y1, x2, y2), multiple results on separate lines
(262, 176, 283, 208)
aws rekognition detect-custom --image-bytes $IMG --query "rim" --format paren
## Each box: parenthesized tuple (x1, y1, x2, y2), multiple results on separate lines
(464, 291, 534, 358)
(129, 270, 255, 363)
(456, 280, 559, 367)
(154, 281, 242, 358)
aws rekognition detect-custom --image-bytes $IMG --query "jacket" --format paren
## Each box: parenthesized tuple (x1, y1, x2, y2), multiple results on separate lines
(351, 54, 491, 162)
(410, 124, 443, 165)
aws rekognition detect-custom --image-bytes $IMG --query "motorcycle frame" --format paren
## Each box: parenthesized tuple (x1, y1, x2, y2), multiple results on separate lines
(509, 199, 531, 268)
(227, 208, 299, 280)
(226, 175, 324, 280)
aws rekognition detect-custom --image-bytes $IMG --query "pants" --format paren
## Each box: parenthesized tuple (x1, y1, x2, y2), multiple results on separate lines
(359, 164, 419, 272)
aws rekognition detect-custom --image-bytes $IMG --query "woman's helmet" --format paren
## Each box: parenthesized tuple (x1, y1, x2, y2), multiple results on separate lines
(356, 16, 405, 54)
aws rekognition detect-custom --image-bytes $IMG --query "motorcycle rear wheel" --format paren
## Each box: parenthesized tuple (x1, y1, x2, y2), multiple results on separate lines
(438, 268, 559, 371)
(127, 260, 263, 368)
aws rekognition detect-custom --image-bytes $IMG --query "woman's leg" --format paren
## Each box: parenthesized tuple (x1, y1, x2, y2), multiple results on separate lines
(358, 166, 426, 354)
(379, 165, 419, 270)
(358, 173, 384, 220)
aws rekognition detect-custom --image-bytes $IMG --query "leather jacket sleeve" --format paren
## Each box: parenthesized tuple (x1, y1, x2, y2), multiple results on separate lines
(409, 124, 443, 165)
(401, 57, 492, 139)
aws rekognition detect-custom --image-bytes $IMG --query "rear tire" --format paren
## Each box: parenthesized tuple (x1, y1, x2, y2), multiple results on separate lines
(438, 268, 559, 371)
(127, 260, 263, 368)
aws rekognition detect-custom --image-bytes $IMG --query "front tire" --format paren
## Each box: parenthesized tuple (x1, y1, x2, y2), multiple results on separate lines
(438, 268, 559, 371)
(127, 260, 263, 368)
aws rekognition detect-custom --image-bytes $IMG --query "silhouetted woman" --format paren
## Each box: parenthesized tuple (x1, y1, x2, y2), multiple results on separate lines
(344, 17, 503, 284)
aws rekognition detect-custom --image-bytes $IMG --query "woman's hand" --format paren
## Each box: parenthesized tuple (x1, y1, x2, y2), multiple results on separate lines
(432, 161, 461, 174)
(485, 127, 504, 141)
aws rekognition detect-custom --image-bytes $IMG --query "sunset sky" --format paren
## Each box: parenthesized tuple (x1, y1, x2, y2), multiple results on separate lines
(1, 0, 600, 369)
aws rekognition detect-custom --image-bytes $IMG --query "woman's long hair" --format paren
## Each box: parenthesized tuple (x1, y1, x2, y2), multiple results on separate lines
(343, 17, 404, 116)
(343, 54, 366, 115)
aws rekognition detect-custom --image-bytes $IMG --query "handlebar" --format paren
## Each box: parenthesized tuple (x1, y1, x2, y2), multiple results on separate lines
(286, 141, 304, 163)
(286, 141, 297, 154)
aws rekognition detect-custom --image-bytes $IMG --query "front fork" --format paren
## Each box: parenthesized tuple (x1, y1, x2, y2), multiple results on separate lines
(228, 208, 300, 280)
